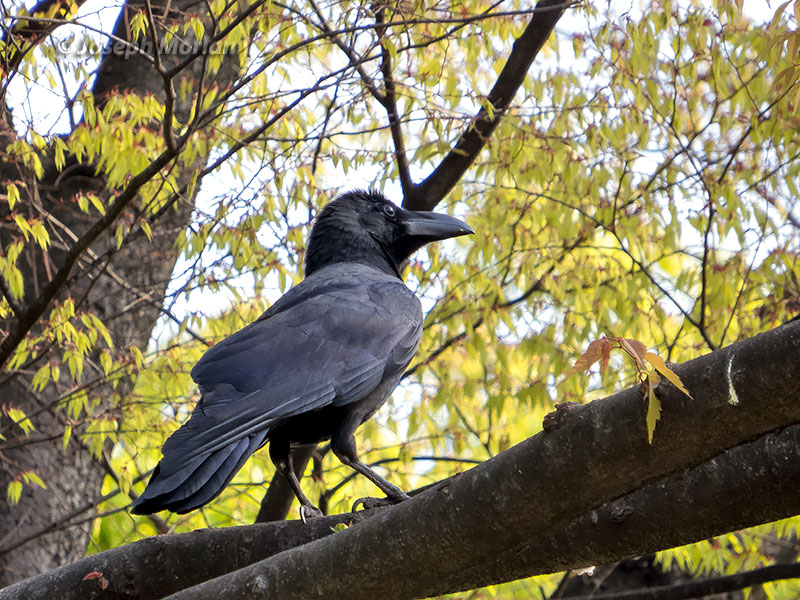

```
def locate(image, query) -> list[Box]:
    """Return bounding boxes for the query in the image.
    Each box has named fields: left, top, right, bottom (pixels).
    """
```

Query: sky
left=2, top=0, right=787, bottom=342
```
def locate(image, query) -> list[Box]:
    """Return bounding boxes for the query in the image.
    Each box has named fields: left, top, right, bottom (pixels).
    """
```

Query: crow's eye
left=382, top=204, right=396, bottom=217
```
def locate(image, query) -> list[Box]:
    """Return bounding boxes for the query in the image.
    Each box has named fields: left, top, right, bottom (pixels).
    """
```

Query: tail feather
left=168, top=432, right=266, bottom=513
left=131, top=432, right=266, bottom=515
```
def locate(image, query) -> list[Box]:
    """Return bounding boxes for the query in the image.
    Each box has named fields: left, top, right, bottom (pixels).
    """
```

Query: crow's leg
left=331, top=427, right=410, bottom=511
left=268, top=437, right=323, bottom=522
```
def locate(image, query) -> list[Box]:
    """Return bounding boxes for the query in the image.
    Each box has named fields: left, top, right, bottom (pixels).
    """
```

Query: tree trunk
left=0, top=0, right=241, bottom=583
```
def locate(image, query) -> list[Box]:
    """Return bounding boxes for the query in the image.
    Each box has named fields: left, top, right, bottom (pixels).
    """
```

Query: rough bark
left=0, top=0, right=242, bottom=583
left=161, top=320, right=800, bottom=599
left=4, top=320, right=799, bottom=599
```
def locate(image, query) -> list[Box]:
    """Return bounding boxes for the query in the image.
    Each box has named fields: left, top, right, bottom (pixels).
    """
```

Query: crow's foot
left=352, top=493, right=410, bottom=512
left=300, top=504, right=324, bottom=523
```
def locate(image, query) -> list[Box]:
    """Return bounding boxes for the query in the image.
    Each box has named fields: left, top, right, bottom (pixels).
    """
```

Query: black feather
left=131, top=191, right=471, bottom=516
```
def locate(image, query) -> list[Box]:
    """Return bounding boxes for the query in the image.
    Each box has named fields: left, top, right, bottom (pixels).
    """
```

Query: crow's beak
left=403, top=209, right=474, bottom=241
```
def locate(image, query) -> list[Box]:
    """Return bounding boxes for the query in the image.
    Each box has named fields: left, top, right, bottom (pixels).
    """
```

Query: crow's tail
left=130, top=432, right=267, bottom=514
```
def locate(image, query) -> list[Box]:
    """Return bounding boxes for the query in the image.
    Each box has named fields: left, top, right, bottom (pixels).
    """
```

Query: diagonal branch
left=5, top=321, right=800, bottom=599
left=163, top=319, right=800, bottom=599
left=0, top=140, right=183, bottom=371
left=404, top=0, right=573, bottom=210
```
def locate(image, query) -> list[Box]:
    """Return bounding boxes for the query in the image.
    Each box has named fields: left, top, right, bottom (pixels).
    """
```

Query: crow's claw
left=300, top=504, right=324, bottom=523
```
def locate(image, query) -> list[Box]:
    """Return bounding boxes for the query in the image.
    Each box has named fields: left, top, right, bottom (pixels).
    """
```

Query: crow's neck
left=305, top=225, right=402, bottom=278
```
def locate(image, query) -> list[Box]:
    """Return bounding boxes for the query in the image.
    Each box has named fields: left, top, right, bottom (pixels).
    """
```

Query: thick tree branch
left=5, top=320, right=800, bottom=599
left=6, top=408, right=800, bottom=599
left=0, top=512, right=371, bottom=600
left=162, top=320, right=800, bottom=598
left=404, top=0, right=572, bottom=211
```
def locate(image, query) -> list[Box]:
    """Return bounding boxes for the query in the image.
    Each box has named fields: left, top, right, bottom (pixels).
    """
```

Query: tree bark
left=161, top=319, right=800, bottom=599
left=4, top=320, right=799, bottom=599
left=0, top=0, right=242, bottom=583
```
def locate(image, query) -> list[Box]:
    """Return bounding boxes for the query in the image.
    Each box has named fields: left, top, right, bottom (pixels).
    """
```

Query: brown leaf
left=618, top=337, right=648, bottom=369
left=600, top=337, right=611, bottom=375
left=564, top=339, right=605, bottom=379
left=83, top=571, right=109, bottom=589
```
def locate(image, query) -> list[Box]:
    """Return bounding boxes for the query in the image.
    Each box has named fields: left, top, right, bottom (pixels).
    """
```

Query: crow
left=131, top=190, right=473, bottom=519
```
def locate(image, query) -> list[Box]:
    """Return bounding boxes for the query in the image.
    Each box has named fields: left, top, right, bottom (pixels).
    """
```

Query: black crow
left=131, top=190, right=472, bottom=518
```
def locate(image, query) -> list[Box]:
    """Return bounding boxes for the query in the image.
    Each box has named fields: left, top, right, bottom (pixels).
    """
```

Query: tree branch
left=164, top=320, right=800, bottom=599
left=0, top=140, right=182, bottom=371
left=374, top=5, right=413, bottom=199
left=307, top=0, right=386, bottom=104
left=6, top=409, right=800, bottom=599
left=559, top=564, right=800, bottom=600
left=404, top=0, right=573, bottom=211
left=143, top=0, right=178, bottom=152
left=5, top=320, right=800, bottom=599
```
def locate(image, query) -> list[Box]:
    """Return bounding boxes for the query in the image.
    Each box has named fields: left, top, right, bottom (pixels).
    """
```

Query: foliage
left=1, top=0, right=800, bottom=596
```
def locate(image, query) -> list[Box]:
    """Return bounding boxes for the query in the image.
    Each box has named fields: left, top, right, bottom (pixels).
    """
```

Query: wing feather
left=153, top=264, right=422, bottom=483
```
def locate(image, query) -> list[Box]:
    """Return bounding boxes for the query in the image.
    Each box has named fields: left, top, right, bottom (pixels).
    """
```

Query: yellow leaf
left=573, top=35, right=584, bottom=57
left=7, top=481, right=22, bottom=504
left=770, top=1, right=791, bottom=30
left=7, top=183, right=19, bottom=210
left=63, top=425, right=72, bottom=450
left=13, top=214, right=30, bottom=240
left=645, top=372, right=662, bottom=444
left=22, top=470, right=46, bottom=489
left=461, top=357, right=484, bottom=380
left=644, top=352, right=693, bottom=399
left=8, top=407, right=35, bottom=435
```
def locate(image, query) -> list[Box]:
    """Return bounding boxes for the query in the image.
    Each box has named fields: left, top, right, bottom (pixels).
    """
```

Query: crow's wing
left=131, top=264, right=421, bottom=513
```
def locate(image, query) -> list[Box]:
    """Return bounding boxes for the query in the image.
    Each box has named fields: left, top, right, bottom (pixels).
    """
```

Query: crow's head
left=305, top=190, right=473, bottom=277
